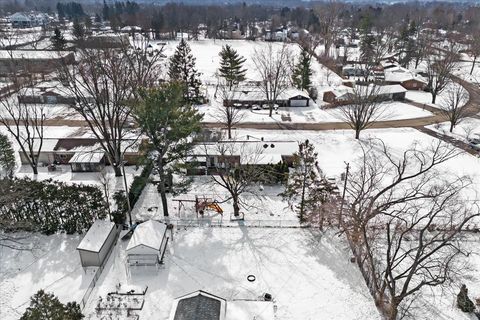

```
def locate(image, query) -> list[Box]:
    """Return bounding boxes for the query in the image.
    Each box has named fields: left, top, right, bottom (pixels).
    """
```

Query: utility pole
left=339, top=162, right=350, bottom=227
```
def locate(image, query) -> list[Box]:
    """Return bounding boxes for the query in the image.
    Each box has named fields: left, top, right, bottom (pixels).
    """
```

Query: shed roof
left=171, top=291, right=226, bottom=320
left=77, top=220, right=115, bottom=253
left=126, top=220, right=167, bottom=252
left=69, top=151, right=104, bottom=164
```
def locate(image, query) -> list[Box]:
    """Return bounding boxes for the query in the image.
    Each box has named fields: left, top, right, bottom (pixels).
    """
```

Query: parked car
left=467, top=134, right=480, bottom=151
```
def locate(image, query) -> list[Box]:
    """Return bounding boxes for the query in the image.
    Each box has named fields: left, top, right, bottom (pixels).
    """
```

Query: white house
left=9, top=12, right=48, bottom=28
left=126, top=220, right=168, bottom=266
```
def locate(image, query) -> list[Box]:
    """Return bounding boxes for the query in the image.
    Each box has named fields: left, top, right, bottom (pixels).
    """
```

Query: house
left=265, top=28, right=288, bottom=41
left=224, top=88, right=310, bottom=108
left=322, top=84, right=406, bottom=104
left=18, top=138, right=143, bottom=170
left=376, top=84, right=407, bottom=101
left=78, top=34, right=129, bottom=49
left=342, top=64, right=367, bottom=77
left=9, top=12, right=48, bottom=28
left=126, top=220, right=168, bottom=266
left=322, top=86, right=354, bottom=104
left=17, top=81, right=76, bottom=105
left=186, top=140, right=297, bottom=175
left=0, top=50, right=75, bottom=75
left=384, top=66, right=427, bottom=90
left=77, top=220, right=117, bottom=268
left=168, top=290, right=275, bottom=320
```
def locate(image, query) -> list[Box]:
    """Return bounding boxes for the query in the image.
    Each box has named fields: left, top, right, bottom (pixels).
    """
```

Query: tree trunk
left=471, top=56, right=477, bottom=75
left=227, top=125, right=232, bottom=139
left=113, top=165, right=122, bottom=177
left=269, top=102, right=273, bottom=117
left=432, top=92, right=437, bottom=104
left=233, top=196, right=240, bottom=216
left=450, top=121, right=455, bottom=133
left=355, top=129, right=360, bottom=139
left=32, top=165, right=38, bottom=175
left=157, top=158, right=169, bottom=217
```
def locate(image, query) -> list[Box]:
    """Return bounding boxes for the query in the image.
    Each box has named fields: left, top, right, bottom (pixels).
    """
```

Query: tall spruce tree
left=133, top=82, right=203, bottom=217
left=72, top=18, right=85, bottom=40
left=51, top=28, right=66, bottom=51
left=292, top=47, right=313, bottom=91
left=218, top=44, right=247, bottom=89
left=0, top=133, right=15, bottom=178
left=168, top=39, right=203, bottom=104
left=280, top=140, right=329, bottom=222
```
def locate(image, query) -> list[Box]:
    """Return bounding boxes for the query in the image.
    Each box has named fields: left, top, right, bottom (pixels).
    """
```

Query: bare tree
left=343, top=140, right=479, bottom=320
left=440, top=84, right=470, bottom=132
left=252, top=43, right=292, bottom=117
left=0, top=88, right=45, bottom=175
left=59, top=40, right=163, bottom=176
left=214, top=79, right=245, bottom=139
left=339, top=85, right=383, bottom=139
left=207, top=141, right=265, bottom=217
left=468, top=31, right=480, bottom=75
left=426, top=48, right=457, bottom=104
left=314, top=0, right=343, bottom=58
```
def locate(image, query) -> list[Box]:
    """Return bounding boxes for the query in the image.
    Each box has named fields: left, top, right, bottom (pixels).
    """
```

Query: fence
left=156, top=217, right=305, bottom=228
left=79, top=226, right=122, bottom=310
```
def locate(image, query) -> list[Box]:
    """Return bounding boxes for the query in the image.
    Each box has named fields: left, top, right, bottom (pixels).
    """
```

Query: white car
left=467, top=134, right=480, bottom=151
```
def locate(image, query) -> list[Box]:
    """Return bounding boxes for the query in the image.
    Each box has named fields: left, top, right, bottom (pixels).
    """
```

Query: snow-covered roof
left=376, top=84, right=407, bottom=95
left=0, top=50, right=72, bottom=60
left=169, top=290, right=226, bottom=320
left=77, top=220, right=115, bottom=253
left=68, top=151, right=104, bottom=164
left=384, top=67, right=427, bottom=84
left=228, top=88, right=309, bottom=101
left=127, top=220, right=167, bottom=252
left=191, top=141, right=298, bottom=165
left=226, top=301, right=275, bottom=320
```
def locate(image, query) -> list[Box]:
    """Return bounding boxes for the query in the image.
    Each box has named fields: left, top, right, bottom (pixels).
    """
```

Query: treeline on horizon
left=1, top=0, right=480, bottom=35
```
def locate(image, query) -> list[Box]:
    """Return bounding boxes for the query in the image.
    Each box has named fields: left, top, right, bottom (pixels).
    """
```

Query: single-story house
left=342, top=64, right=367, bottom=77
left=186, top=140, right=297, bottom=175
left=376, top=84, right=407, bottom=101
left=17, top=81, right=76, bottom=105
left=322, top=86, right=354, bottom=104
left=77, top=220, right=117, bottom=268
left=323, top=84, right=406, bottom=104
left=126, top=220, right=168, bottom=266
left=168, top=290, right=275, bottom=320
left=0, top=50, right=75, bottom=75
left=384, top=66, right=427, bottom=90
left=9, top=12, right=49, bottom=28
left=224, top=88, right=310, bottom=108
left=78, top=34, right=129, bottom=49
left=18, top=138, right=143, bottom=170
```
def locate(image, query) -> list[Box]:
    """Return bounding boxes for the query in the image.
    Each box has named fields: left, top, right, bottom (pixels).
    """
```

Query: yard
left=83, top=227, right=382, bottom=320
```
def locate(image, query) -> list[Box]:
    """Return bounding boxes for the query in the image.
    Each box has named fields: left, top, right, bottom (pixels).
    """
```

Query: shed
left=77, top=220, right=117, bottom=267
left=126, top=220, right=168, bottom=266
left=69, top=151, right=105, bottom=172
left=168, top=290, right=227, bottom=320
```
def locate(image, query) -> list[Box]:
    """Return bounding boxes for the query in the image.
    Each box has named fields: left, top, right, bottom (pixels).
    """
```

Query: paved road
left=414, top=126, right=480, bottom=156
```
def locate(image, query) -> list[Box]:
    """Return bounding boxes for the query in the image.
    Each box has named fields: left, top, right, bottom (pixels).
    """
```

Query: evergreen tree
left=0, top=133, right=15, bottom=178
left=168, top=39, right=203, bottom=104
left=133, top=82, right=203, bottom=217
left=218, top=44, right=247, bottom=89
left=51, top=27, right=66, bottom=51
left=457, top=284, right=476, bottom=313
left=280, top=140, right=330, bottom=222
left=102, top=0, right=110, bottom=21
left=72, top=18, right=85, bottom=40
left=292, top=47, right=313, bottom=91
left=21, top=290, right=83, bottom=320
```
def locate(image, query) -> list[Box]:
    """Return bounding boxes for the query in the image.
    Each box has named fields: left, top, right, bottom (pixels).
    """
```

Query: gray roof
left=174, top=293, right=222, bottom=320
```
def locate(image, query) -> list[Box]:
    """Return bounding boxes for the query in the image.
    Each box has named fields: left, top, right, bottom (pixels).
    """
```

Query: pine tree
left=292, top=47, right=313, bottom=91
left=51, top=27, right=66, bottom=51
left=0, top=133, right=15, bottom=178
left=280, top=140, right=330, bottom=222
left=72, top=19, right=85, bottom=40
left=133, top=82, right=203, bottom=217
left=457, top=284, right=475, bottom=313
left=21, top=290, right=83, bottom=320
left=168, top=39, right=203, bottom=104
left=218, top=44, right=247, bottom=89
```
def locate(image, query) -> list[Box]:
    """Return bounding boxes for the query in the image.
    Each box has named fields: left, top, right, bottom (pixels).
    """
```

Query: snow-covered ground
left=0, top=233, right=95, bottom=320
left=427, top=117, right=480, bottom=142
left=453, top=56, right=480, bottom=85
left=199, top=99, right=433, bottom=124
left=405, top=82, right=469, bottom=110
left=82, top=228, right=381, bottom=320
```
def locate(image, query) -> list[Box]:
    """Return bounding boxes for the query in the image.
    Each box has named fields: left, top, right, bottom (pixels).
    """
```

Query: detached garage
left=126, top=220, right=168, bottom=266
left=77, top=220, right=117, bottom=268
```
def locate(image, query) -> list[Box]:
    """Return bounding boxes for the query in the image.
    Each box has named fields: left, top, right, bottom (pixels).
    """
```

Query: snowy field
left=82, top=228, right=381, bottom=320
left=0, top=233, right=95, bottom=320
left=453, top=56, right=480, bottom=85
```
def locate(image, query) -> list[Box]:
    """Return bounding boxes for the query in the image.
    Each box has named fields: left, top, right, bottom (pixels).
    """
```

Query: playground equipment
left=173, top=195, right=224, bottom=217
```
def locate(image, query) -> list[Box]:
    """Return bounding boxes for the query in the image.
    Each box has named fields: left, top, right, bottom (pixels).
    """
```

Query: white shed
left=126, top=220, right=168, bottom=266
left=77, top=220, right=117, bottom=267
